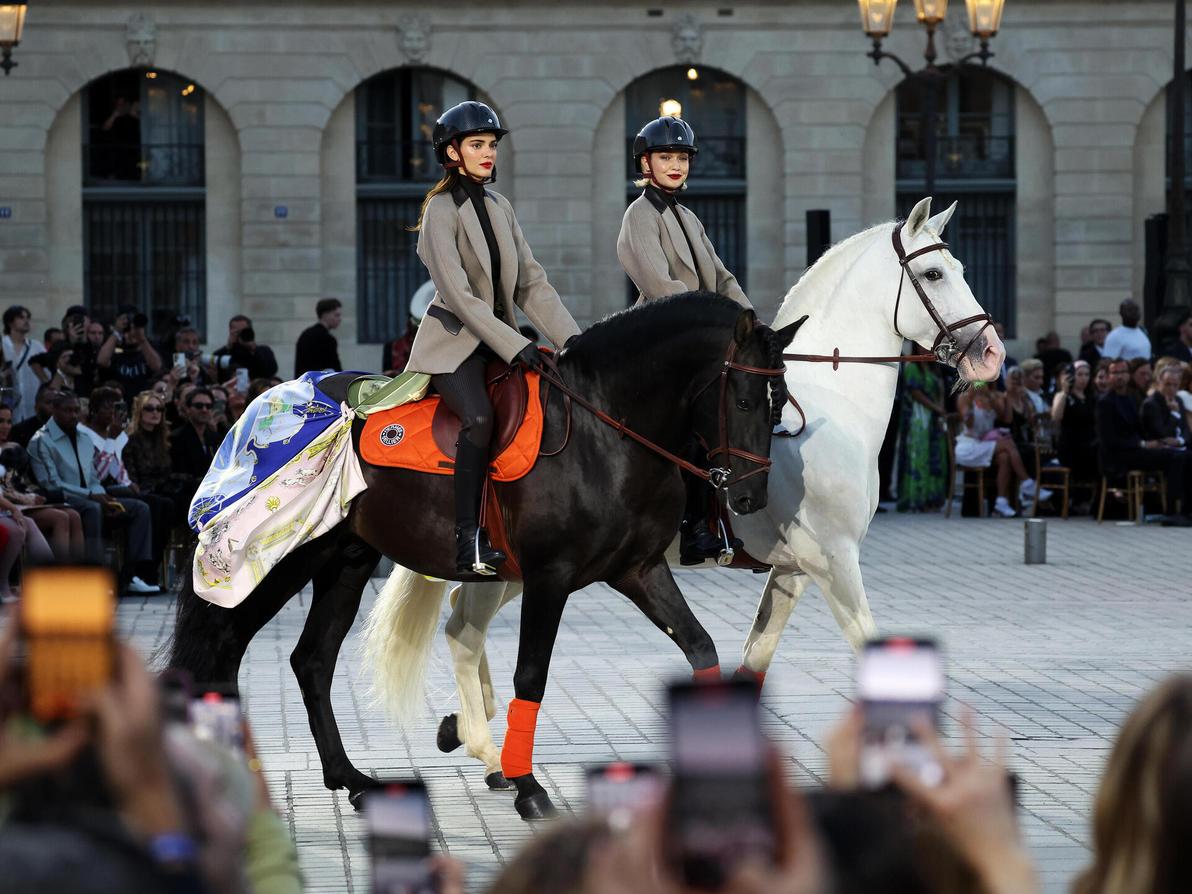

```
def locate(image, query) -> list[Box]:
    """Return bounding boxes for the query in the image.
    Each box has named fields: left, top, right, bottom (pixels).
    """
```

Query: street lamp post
left=0, top=2, right=28, bottom=76
left=858, top=0, right=1006, bottom=196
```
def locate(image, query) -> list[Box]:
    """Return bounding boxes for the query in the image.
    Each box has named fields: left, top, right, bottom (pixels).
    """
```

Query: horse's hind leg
left=810, top=541, right=878, bottom=652
left=610, top=560, right=719, bottom=676
left=440, top=580, right=521, bottom=790
left=737, top=567, right=811, bottom=685
left=290, top=538, right=381, bottom=808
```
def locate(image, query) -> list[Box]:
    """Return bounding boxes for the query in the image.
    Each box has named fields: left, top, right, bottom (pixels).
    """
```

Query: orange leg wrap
left=501, top=698, right=541, bottom=779
left=735, top=666, right=766, bottom=688
left=692, top=665, right=722, bottom=683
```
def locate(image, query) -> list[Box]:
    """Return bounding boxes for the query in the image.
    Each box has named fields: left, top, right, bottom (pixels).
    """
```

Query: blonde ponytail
left=409, top=171, right=459, bottom=232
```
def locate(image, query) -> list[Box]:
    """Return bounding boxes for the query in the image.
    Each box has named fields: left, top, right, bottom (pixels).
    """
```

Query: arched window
left=82, top=68, right=206, bottom=335
left=624, top=66, right=747, bottom=301
left=355, top=68, right=474, bottom=344
left=896, top=69, right=1016, bottom=333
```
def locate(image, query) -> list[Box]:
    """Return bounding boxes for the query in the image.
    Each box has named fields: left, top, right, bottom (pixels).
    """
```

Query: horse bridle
left=891, top=223, right=992, bottom=367
left=690, top=339, right=788, bottom=489
left=536, top=338, right=785, bottom=492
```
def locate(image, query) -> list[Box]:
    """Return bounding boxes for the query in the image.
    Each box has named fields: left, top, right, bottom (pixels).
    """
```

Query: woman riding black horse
left=409, top=100, right=580, bottom=575
left=617, top=116, right=751, bottom=565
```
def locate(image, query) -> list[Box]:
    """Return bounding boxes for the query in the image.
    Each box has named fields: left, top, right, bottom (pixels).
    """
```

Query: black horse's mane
left=562, top=291, right=742, bottom=366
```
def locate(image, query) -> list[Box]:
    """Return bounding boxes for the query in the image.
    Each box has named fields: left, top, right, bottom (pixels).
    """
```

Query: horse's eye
left=736, top=399, right=751, bottom=412
left=924, top=268, right=943, bottom=282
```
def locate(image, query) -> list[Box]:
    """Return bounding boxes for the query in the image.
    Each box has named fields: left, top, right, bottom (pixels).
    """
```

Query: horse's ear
left=734, top=308, right=758, bottom=346
left=902, top=196, right=933, bottom=241
left=771, top=314, right=808, bottom=351
left=926, top=200, right=957, bottom=236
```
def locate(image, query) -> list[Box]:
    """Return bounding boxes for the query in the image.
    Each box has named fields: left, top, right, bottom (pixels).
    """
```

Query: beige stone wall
left=2, top=1, right=1188, bottom=368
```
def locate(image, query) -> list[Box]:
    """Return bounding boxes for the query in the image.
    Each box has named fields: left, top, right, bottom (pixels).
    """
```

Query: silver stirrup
left=716, top=518, right=735, bottom=567
left=473, top=531, right=497, bottom=576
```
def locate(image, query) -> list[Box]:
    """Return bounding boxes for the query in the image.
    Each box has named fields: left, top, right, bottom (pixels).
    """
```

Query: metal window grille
left=357, top=197, right=423, bottom=344
left=83, top=199, right=207, bottom=336
left=897, top=191, right=1016, bottom=337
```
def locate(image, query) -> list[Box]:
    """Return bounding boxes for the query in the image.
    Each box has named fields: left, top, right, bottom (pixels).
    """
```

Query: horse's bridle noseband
left=891, top=224, right=992, bottom=367
left=691, top=340, right=787, bottom=489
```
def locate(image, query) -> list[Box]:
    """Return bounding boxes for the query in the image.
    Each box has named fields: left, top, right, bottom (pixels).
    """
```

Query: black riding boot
left=679, top=471, right=733, bottom=565
left=453, top=440, right=507, bottom=575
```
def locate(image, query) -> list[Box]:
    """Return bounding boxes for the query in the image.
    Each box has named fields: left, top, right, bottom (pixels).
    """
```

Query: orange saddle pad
left=359, top=370, right=545, bottom=482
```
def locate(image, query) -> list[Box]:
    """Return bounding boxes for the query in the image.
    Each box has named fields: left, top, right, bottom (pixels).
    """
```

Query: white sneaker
left=1037, top=486, right=1053, bottom=502
left=1019, top=478, right=1038, bottom=497
left=993, top=497, right=1017, bottom=518
left=126, top=576, right=161, bottom=595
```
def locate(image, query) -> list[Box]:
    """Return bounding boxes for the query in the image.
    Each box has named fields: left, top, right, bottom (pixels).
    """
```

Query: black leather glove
left=515, top=344, right=542, bottom=369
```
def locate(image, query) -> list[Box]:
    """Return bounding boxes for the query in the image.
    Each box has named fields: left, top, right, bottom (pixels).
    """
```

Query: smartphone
left=190, top=684, right=245, bottom=755
left=235, top=367, right=250, bottom=392
left=585, top=761, right=664, bottom=829
left=19, top=566, right=116, bottom=722
left=665, top=679, right=777, bottom=890
left=857, top=636, right=945, bottom=790
left=173, top=352, right=187, bottom=372
left=366, top=781, right=436, bottom=894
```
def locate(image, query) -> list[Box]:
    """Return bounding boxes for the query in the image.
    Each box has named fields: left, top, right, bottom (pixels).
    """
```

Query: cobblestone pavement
left=121, top=513, right=1192, bottom=893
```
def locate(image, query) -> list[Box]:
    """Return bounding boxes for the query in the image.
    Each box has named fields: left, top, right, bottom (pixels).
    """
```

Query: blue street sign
left=274, top=205, right=288, bottom=219
left=0, top=208, right=11, bottom=219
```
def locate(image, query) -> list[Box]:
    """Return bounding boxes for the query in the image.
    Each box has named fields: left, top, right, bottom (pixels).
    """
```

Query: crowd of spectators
left=884, top=299, right=1192, bottom=523
left=0, top=304, right=284, bottom=599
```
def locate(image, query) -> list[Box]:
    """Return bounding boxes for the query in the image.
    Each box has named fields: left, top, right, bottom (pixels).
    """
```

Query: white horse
left=364, top=197, right=1006, bottom=786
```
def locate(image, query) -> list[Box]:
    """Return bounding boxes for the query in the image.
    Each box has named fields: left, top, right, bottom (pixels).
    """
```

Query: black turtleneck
left=644, top=184, right=704, bottom=290
left=456, top=177, right=505, bottom=322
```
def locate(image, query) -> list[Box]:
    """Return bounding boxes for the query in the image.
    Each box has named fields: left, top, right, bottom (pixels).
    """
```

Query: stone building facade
left=0, top=1, right=1187, bottom=372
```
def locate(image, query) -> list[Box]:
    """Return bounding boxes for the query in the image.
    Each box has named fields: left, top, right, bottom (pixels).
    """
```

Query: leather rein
left=535, top=339, right=785, bottom=491
left=777, top=223, right=993, bottom=438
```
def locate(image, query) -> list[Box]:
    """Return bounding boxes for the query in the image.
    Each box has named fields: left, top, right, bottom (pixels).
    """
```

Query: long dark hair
left=409, top=170, right=459, bottom=232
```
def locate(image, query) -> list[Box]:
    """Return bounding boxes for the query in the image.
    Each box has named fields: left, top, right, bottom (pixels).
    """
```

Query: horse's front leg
left=290, top=540, right=381, bottom=810
left=814, top=541, right=878, bottom=652
left=440, top=580, right=521, bottom=790
left=502, top=572, right=570, bottom=821
left=610, top=559, right=720, bottom=679
left=737, top=566, right=811, bottom=685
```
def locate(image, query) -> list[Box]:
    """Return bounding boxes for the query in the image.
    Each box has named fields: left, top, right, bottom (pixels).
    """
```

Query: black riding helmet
left=632, top=116, right=699, bottom=168
left=433, top=101, right=509, bottom=166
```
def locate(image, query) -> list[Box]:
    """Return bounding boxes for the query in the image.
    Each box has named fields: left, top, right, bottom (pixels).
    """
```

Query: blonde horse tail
left=364, top=564, right=448, bottom=722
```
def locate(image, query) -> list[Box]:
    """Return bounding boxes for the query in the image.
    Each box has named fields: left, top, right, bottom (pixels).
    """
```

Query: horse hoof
left=515, top=791, right=557, bottom=821
left=437, top=714, right=463, bottom=753
left=347, top=788, right=369, bottom=812
left=485, top=771, right=513, bottom=791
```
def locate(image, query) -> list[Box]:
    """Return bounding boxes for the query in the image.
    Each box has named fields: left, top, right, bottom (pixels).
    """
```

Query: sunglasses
left=143, top=405, right=164, bottom=413
left=190, top=402, right=213, bottom=410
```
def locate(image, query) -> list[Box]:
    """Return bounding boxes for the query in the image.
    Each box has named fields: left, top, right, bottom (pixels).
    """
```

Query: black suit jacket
left=170, top=424, right=220, bottom=479
left=1095, top=391, right=1145, bottom=471
left=294, top=324, right=341, bottom=378
left=1140, top=391, right=1191, bottom=443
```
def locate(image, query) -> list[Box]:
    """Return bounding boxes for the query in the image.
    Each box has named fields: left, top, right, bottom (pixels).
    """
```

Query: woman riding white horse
left=366, top=196, right=1006, bottom=785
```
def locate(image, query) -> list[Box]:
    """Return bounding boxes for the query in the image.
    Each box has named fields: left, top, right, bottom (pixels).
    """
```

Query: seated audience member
left=1141, top=366, right=1190, bottom=448
left=1052, top=359, right=1099, bottom=482
left=954, top=385, right=1045, bottom=518
left=97, top=306, right=163, bottom=401
left=1095, top=358, right=1192, bottom=525
left=1158, top=309, right=1192, bottom=363
left=171, top=387, right=220, bottom=485
left=9, top=383, right=56, bottom=448
left=78, top=385, right=130, bottom=488
left=168, top=381, right=197, bottom=429
left=991, top=321, right=1018, bottom=391
left=26, top=390, right=160, bottom=592
left=125, top=391, right=191, bottom=526
left=212, top=314, right=279, bottom=381
left=1180, top=364, right=1192, bottom=430
left=1127, top=358, right=1152, bottom=408
left=0, top=404, right=84, bottom=562
left=1102, top=298, right=1152, bottom=360
left=1072, top=675, right=1192, bottom=894
left=0, top=488, right=54, bottom=602
left=1093, top=358, right=1113, bottom=397
left=1079, top=318, right=1112, bottom=366
left=896, top=354, right=947, bottom=513
left=1019, top=358, right=1049, bottom=414
left=1002, top=366, right=1039, bottom=459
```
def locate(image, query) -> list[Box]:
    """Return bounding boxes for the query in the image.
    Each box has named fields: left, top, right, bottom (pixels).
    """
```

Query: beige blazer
left=617, top=189, right=750, bottom=308
left=406, top=184, right=581, bottom=376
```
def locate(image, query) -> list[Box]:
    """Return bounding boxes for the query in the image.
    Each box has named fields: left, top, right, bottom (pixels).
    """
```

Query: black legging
left=431, top=352, right=494, bottom=451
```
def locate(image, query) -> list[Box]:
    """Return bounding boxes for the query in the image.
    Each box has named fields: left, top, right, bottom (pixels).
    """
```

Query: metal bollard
left=1024, top=518, right=1047, bottom=565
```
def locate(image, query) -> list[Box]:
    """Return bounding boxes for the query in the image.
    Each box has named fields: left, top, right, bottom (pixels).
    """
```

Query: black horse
left=170, top=293, right=802, bottom=819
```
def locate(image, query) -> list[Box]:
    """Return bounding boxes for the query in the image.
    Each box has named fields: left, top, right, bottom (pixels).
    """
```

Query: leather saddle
left=431, top=359, right=529, bottom=459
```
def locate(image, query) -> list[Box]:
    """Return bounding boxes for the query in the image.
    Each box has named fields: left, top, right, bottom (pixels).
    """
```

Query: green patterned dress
left=896, top=362, right=947, bottom=512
